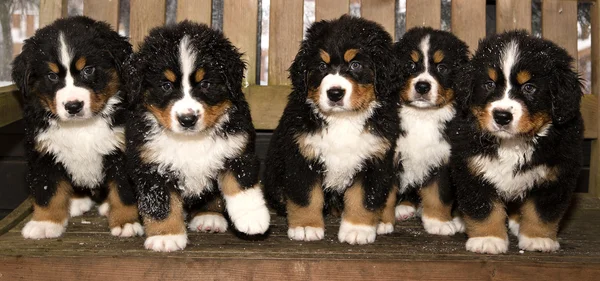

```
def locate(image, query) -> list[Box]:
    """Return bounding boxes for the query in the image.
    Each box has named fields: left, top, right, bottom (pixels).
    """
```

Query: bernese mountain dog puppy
left=126, top=21, right=270, bottom=252
left=451, top=31, right=583, bottom=254
left=264, top=15, right=400, bottom=245
left=392, top=28, right=469, bottom=235
left=12, top=16, right=141, bottom=239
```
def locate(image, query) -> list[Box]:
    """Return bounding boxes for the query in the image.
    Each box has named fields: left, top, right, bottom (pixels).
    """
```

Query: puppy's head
left=463, top=31, right=581, bottom=139
left=289, top=15, right=396, bottom=116
left=395, top=27, right=469, bottom=109
left=12, top=16, right=132, bottom=121
left=129, top=21, right=245, bottom=134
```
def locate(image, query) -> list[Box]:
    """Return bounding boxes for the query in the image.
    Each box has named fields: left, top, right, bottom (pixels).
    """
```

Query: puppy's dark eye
left=82, top=66, right=95, bottom=77
left=407, top=61, right=416, bottom=72
left=349, top=61, right=362, bottom=71
left=161, top=82, right=173, bottom=92
left=199, top=81, right=211, bottom=90
left=437, top=64, right=449, bottom=75
left=484, top=81, right=496, bottom=92
left=522, top=83, right=536, bottom=94
left=47, top=73, right=59, bottom=82
left=318, top=62, right=327, bottom=71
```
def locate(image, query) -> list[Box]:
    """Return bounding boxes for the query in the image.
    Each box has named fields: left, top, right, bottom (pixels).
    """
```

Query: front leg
left=105, top=152, right=143, bottom=237
left=142, top=192, right=187, bottom=252
left=339, top=180, right=380, bottom=245
left=286, top=180, right=325, bottom=241
left=462, top=200, right=508, bottom=254
left=419, top=168, right=464, bottom=235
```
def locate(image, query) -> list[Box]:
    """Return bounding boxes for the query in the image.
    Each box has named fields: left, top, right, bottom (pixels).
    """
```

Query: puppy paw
left=338, top=220, right=376, bottom=245
left=22, top=220, right=66, bottom=239
left=508, top=219, right=520, bottom=236
left=69, top=197, right=94, bottom=217
left=376, top=222, right=394, bottom=235
left=225, top=188, right=270, bottom=235
left=452, top=217, right=466, bottom=233
left=97, top=202, right=110, bottom=217
left=288, top=226, right=325, bottom=241
left=466, top=236, right=508, bottom=254
left=144, top=234, right=187, bottom=252
left=422, top=215, right=461, bottom=235
left=518, top=235, right=560, bottom=252
left=395, top=205, right=416, bottom=221
left=188, top=214, right=228, bottom=233
left=111, top=222, right=144, bottom=237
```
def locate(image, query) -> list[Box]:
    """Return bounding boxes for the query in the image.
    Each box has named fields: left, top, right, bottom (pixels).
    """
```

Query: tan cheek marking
left=419, top=179, right=453, bottom=222
left=400, top=77, right=414, bottom=102
left=143, top=192, right=186, bottom=236
left=348, top=80, right=376, bottom=111
left=518, top=199, right=560, bottom=240
left=32, top=180, right=71, bottom=224
left=463, top=201, right=507, bottom=239
left=488, top=68, right=497, bottom=82
left=48, top=62, right=59, bottom=73
left=435, top=87, right=455, bottom=106
left=516, top=70, right=531, bottom=85
left=344, top=49, right=359, bottom=62
left=410, top=51, right=420, bottom=62
left=433, top=50, right=444, bottom=64
left=471, top=104, right=494, bottom=132
left=75, top=57, right=86, bottom=71
left=164, top=69, right=176, bottom=83
left=307, top=87, right=320, bottom=105
left=107, top=181, right=140, bottom=229
left=202, top=100, right=232, bottom=128
left=91, top=70, right=120, bottom=114
left=517, top=109, right=552, bottom=137
left=146, top=103, right=173, bottom=131
left=286, top=180, right=325, bottom=228
left=319, top=49, right=330, bottom=64
left=343, top=180, right=379, bottom=226
left=195, top=68, right=205, bottom=83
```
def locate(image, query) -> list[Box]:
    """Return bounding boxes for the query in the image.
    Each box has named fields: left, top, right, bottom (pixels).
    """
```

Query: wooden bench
left=0, top=0, right=599, bottom=280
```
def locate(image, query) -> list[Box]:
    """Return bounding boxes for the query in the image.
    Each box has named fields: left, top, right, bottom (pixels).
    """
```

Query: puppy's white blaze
left=318, top=73, right=354, bottom=112
left=419, top=35, right=431, bottom=72
left=501, top=40, right=519, bottom=100
left=179, top=35, right=197, bottom=99
left=56, top=33, right=92, bottom=120
left=224, top=186, right=270, bottom=235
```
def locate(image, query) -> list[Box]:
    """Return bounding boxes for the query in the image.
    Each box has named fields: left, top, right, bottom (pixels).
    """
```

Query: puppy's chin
left=405, top=99, right=436, bottom=109
left=56, top=111, right=94, bottom=122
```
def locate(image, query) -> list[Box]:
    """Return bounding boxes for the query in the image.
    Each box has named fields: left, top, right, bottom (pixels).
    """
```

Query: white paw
left=22, top=220, right=66, bottom=239
left=518, top=235, right=560, bottom=252
left=466, top=236, right=508, bottom=254
left=422, top=215, right=461, bottom=235
left=376, top=222, right=394, bottom=234
left=98, top=202, right=110, bottom=217
left=288, top=226, right=325, bottom=241
left=508, top=219, right=520, bottom=236
left=395, top=205, right=416, bottom=221
left=188, top=214, right=229, bottom=233
left=144, top=234, right=188, bottom=252
left=111, top=222, right=144, bottom=237
left=69, top=197, right=94, bottom=217
left=338, top=220, right=377, bottom=245
left=225, top=188, right=270, bottom=235
left=452, top=217, right=466, bottom=233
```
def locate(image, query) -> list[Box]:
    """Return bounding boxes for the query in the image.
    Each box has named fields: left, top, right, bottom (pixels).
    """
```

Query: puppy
left=450, top=31, right=583, bottom=254
left=393, top=27, right=469, bottom=235
left=264, top=15, right=400, bottom=245
left=127, top=21, right=270, bottom=252
left=12, top=16, right=142, bottom=239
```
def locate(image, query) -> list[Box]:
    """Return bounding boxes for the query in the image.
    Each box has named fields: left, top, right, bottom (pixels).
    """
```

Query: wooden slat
left=268, top=0, right=303, bottom=85
left=244, top=85, right=289, bottom=130
left=541, top=0, right=578, bottom=59
left=129, top=0, right=166, bottom=49
left=223, top=0, right=258, bottom=86
left=583, top=95, right=598, bottom=139
left=83, top=0, right=120, bottom=28
left=315, top=0, right=349, bottom=21
left=590, top=1, right=600, bottom=197
left=361, top=0, right=395, bottom=40
left=406, top=0, right=441, bottom=29
left=0, top=86, right=23, bottom=128
left=451, top=0, right=486, bottom=51
left=496, top=0, right=532, bottom=33
left=176, top=0, right=212, bottom=25
left=0, top=198, right=31, bottom=236
left=39, top=0, right=67, bottom=28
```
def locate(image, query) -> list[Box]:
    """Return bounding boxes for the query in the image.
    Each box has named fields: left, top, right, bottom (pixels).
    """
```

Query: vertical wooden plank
left=83, top=0, right=120, bottom=28
left=268, top=0, right=303, bottom=85
left=361, top=0, right=396, bottom=40
left=406, top=0, right=441, bottom=29
left=590, top=1, right=600, bottom=197
left=129, top=0, right=166, bottom=49
left=223, top=0, right=258, bottom=85
left=177, top=0, right=212, bottom=25
left=496, top=0, right=532, bottom=33
left=39, top=0, right=67, bottom=28
left=451, top=0, right=485, bottom=51
left=541, top=0, right=577, bottom=59
left=315, top=0, right=349, bottom=21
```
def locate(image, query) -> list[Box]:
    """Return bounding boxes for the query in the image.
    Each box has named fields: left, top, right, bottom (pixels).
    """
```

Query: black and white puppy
left=127, top=21, right=270, bottom=252
left=264, top=16, right=400, bottom=245
left=12, top=16, right=141, bottom=239
left=393, top=27, right=469, bottom=235
left=450, top=31, right=583, bottom=254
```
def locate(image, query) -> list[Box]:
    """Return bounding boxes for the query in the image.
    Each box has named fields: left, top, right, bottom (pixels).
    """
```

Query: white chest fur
left=469, top=139, right=554, bottom=201
left=396, top=105, right=455, bottom=193
left=36, top=117, right=123, bottom=188
left=143, top=126, right=248, bottom=198
left=301, top=112, right=386, bottom=191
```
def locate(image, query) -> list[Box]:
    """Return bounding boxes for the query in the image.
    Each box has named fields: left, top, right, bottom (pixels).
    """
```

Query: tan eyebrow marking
left=488, top=68, right=497, bottom=82
left=164, top=69, right=176, bottom=82
left=48, top=62, right=59, bottom=73
left=75, top=57, right=86, bottom=71
left=319, top=49, right=330, bottom=64
left=344, top=49, right=359, bottom=62
left=433, top=50, right=444, bottom=63
left=410, top=50, right=420, bottom=62
left=516, top=70, right=531, bottom=84
left=195, top=68, right=205, bottom=83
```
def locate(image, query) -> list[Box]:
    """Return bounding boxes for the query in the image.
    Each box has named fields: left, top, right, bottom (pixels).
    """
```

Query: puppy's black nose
left=493, top=110, right=513, bottom=126
left=65, top=101, right=84, bottom=115
left=415, top=82, right=431, bottom=94
left=327, top=88, right=345, bottom=102
left=177, top=114, right=198, bottom=128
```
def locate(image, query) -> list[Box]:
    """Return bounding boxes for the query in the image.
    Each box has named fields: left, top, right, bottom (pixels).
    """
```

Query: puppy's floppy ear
left=550, top=64, right=583, bottom=125
left=454, top=62, right=475, bottom=114
left=11, top=52, right=30, bottom=98
left=222, top=46, right=246, bottom=99
left=288, top=20, right=329, bottom=98
left=123, top=53, right=143, bottom=109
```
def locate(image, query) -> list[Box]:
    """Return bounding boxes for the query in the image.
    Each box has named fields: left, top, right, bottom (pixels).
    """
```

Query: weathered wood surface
left=83, top=0, right=120, bottom=28
left=406, top=0, right=441, bottom=29
left=0, top=196, right=599, bottom=280
left=496, top=0, right=532, bottom=33
left=361, top=0, right=396, bottom=41
left=451, top=0, right=486, bottom=51
left=176, top=0, right=212, bottom=25
left=268, top=0, right=304, bottom=85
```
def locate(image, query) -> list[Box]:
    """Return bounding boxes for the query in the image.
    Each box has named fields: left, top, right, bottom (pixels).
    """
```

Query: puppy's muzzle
left=327, top=87, right=345, bottom=104
left=493, top=110, right=513, bottom=126
left=64, top=100, right=84, bottom=115
left=414, top=81, right=431, bottom=95
left=177, top=113, right=199, bottom=128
